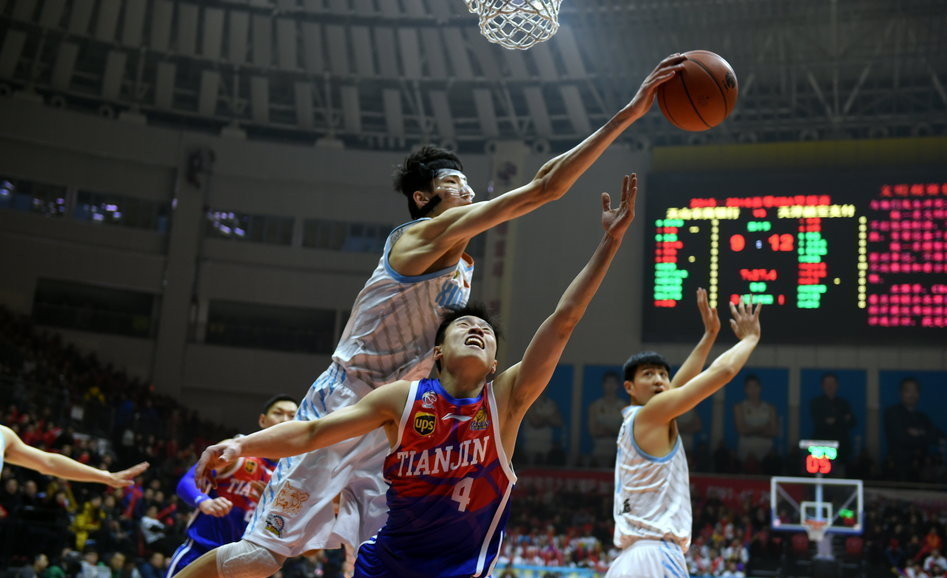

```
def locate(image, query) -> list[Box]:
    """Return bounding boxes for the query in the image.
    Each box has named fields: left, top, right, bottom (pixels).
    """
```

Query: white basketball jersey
left=613, top=405, right=692, bottom=552
left=332, top=218, right=474, bottom=388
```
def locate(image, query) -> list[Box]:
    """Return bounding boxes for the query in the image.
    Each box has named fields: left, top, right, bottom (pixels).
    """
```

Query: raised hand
left=105, top=461, right=149, bottom=488
left=729, top=297, right=762, bottom=341
left=601, top=173, right=638, bottom=240
left=195, top=439, right=243, bottom=487
left=696, top=288, right=721, bottom=336
left=625, top=54, right=688, bottom=119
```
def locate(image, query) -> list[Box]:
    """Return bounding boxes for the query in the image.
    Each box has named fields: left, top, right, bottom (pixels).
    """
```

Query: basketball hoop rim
left=803, top=518, right=829, bottom=542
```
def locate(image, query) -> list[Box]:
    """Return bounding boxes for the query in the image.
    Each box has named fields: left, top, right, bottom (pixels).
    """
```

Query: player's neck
left=438, top=371, right=488, bottom=400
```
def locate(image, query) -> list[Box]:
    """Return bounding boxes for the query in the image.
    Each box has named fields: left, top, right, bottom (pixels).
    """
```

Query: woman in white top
left=733, top=375, right=779, bottom=462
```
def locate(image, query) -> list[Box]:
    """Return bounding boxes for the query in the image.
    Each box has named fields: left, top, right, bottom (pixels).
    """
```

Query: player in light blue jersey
left=193, top=173, right=638, bottom=578
left=608, top=292, right=761, bottom=578
left=177, top=53, right=686, bottom=578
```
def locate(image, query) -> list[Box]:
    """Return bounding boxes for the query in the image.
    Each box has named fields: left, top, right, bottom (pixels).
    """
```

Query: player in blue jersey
left=0, top=424, right=148, bottom=484
left=194, top=174, right=638, bottom=577
left=176, top=53, right=685, bottom=578
left=166, top=395, right=298, bottom=576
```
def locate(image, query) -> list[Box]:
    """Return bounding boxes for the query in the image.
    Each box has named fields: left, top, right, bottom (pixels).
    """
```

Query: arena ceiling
left=0, top=0, right=944, bottom=152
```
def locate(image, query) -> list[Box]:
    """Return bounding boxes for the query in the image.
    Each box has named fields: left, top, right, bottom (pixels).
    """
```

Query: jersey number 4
left=451, top=478, right=474, bottom=512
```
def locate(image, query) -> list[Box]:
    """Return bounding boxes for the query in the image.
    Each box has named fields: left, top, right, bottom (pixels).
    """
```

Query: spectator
left=105, top=553, right=125, bottom=578
left=71, top=496, right=106, bottom=551
left=884, top=377, right=947, bottom=480
left=810, top=372, right=857, bottom=463
left=139, top=505, right=168, bottom=554
left=520, top=393, right=564, bottom=465
left=586, top=372, right=625, bottom=467
left=77, top=548, right=109, bottom=578
left=14, top=554, right=49, bottom=578
left=925, top=549, right=947, bottom=575
left=136, top=553, right=164, bottom=578
left=720, top=560, right=746, bottom=577
left=733, top=374, right=779, bottom=463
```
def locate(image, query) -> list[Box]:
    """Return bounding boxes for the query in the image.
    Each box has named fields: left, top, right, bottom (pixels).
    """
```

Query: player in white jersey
left=177, top=54, right=687, bottom=578
left=608, top=291, right=761, bottom=578
left=0, top=424, right=148, bottom=486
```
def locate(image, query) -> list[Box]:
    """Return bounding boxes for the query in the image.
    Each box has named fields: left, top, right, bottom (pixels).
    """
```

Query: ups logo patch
left=413, top=412, right=436, bottom=436
left=244, top=460, right=257, bottom=474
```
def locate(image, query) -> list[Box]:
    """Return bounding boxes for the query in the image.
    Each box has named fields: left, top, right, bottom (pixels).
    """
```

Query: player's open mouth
left=465, top=335, right=485, bottom=349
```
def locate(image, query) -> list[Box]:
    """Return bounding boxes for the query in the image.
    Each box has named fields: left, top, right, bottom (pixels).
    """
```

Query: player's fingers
left=222, top=447, right=239, bottom=464
left=730, top=319, right=738, bottom=332
left=601, top=192, right=611, bottom=213
left=659, top=53, right=686, bottom=66
left=125, top=462, right=149, bottom=478
left=195, top=456, right=211, bottom=483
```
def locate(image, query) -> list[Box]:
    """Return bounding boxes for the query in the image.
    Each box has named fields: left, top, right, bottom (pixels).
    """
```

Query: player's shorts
left=167, top=538, right=209, bottom=576
left=243, top=363, right=390, bottom=557
left=606, top=539, right=689, bottom=578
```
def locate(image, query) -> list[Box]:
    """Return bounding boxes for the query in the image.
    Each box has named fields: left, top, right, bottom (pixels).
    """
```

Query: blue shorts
left=166, top=538, right=210, bottom=577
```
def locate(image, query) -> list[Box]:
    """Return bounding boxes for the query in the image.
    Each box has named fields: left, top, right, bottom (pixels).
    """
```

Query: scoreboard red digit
left=645, top=173, right=947, bottom=343
left=800, top=440, right=838, bottom=476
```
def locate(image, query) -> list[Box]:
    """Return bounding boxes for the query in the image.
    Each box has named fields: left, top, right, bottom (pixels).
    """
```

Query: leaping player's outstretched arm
left=194, top=382, right=411, bottom=482
left=392, top=55, right=685, bottom=274
left=493, top=174, right=637, bottom=430
left=1, top=425, right=148, bottom=487
left=669, top=288, right=721, bottom=389
left=638, top=300, right=762, bottom=429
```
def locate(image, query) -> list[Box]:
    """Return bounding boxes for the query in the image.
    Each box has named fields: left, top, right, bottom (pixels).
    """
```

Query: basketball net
left=464, top=0, right=562, bottom=50
left=803, top=518, right=828, bottom=542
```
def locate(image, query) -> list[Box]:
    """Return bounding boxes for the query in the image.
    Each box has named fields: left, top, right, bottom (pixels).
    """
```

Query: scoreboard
left=644, top=171, right=947, bottom=343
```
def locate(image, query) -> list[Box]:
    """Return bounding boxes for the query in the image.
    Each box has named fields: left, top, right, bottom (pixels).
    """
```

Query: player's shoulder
left=371, top=380, right=415, bottom=410
left=0, top=424, right=16, bottom=445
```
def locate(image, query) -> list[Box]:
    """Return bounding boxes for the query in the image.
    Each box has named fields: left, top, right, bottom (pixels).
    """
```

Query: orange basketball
left=658, top=50, right=738, bottom=132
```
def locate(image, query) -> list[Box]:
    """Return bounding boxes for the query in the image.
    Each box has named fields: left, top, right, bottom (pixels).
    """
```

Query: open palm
left=602, top=173, right=637, bottom=240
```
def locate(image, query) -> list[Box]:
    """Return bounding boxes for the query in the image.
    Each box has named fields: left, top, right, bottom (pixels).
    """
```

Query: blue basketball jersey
left=354, top=379, right=517, bottom=578
left=183, top=457, right=276, bottom=548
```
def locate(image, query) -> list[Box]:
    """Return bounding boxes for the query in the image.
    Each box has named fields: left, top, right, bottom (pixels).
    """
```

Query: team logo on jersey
left=244, top=460, right=257, bottom=474
left=272, top=485, right=310, bottom=516
left=470, top=408, right=489, bottom=431
left=413, top=412, right=436, bottom=436
left=421, top=391, right=438, bottom=408
left=264, top=513, right=285, bottom=537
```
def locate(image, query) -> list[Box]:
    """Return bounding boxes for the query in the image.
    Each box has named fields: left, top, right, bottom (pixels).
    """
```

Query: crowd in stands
left=862, top=496, right=947, bottom=577
left=0, top=307, right=347, bottom=577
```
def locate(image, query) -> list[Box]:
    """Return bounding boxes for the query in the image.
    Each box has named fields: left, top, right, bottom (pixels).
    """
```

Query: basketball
left=658, top=50, right=739, bottom=132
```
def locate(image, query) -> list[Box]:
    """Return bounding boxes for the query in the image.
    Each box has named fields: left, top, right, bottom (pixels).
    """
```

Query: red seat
left=845, top=535, right=864, bottom=557
left=791, top=532, right=811, bottom=557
